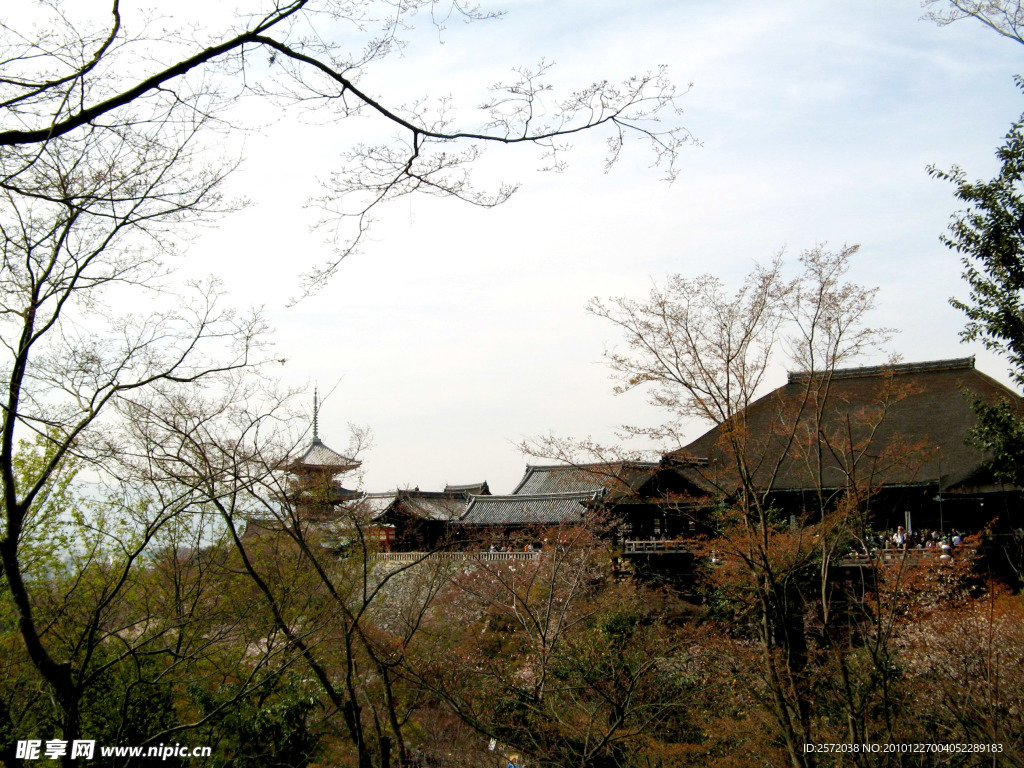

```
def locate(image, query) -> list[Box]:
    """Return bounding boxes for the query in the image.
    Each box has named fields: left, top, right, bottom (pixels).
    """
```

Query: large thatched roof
left=667, top=358, right=1021, bottom=495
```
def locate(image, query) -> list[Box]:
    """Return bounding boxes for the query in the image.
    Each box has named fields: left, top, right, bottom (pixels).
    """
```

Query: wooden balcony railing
left=837, top=545, right=974, bottom=567
left=623, top=539, right=694, bottom=555
left=372, top=550, right=541, bottom=562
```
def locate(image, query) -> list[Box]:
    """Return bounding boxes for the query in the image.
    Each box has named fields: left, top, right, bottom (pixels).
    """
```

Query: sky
left=178, top=0, right=1024, bottom=494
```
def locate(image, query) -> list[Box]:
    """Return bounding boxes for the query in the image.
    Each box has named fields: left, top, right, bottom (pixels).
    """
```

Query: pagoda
left=289, top=389, right=361, bottom=520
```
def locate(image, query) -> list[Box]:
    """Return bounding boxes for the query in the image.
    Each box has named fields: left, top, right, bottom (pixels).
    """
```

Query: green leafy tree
left=931, top=100, right=1024, bottom=486
left=0, top=435, right=78, bottom=762
left=933, top=103, right=1024, bottom=385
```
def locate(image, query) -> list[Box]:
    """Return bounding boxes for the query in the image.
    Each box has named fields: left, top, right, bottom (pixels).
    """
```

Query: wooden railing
left=373, top=550, right=541, bottom=563
left=623, top=539, right=693, bottom=554
left=837, top=545, right=973, bottom=567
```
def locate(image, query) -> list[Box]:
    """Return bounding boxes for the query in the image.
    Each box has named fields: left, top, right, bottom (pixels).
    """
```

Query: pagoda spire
left=313, top=386, right=320, bottom=441
left=290, top=385, right=360, bottom=476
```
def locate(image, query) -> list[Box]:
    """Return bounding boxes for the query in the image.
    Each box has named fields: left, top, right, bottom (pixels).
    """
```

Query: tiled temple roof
left=292, top=437, right=360, bottom=475
left=444, top=481, right=490, bottom=496
left=362, top=490, right=468, bottom=522
left=511, top=462, right=659, bottom=496
left=459, top=491, right=599, bottom=526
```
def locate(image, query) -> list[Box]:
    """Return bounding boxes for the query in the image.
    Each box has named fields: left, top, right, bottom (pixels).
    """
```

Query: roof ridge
left=471, top=490, right=600, bottom=501
left=523, top=461, right=658, bottom=470
left=787, top=356, right=975, bottom=384
left=364, top=489, right=468, bottom=499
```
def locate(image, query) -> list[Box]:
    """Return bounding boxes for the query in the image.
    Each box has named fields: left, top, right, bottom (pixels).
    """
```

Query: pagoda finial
left=313, top=386, right=320, bottom=441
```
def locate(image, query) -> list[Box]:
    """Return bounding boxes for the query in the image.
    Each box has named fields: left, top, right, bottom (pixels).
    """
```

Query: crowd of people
left=870, top=526, right=965, bottom=557
left=488, top=542, right=540, bottom=553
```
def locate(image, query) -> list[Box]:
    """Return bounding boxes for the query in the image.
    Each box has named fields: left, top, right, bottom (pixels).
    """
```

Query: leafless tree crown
left=2, top=0, right=693, bottom=297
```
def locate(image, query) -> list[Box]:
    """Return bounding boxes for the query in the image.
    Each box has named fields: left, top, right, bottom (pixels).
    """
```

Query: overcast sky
left=184, top=0, right=1024, bottom=493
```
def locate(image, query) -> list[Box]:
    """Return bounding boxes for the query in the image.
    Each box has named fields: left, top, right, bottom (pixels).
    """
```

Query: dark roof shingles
left=294, top=438, right=360, bottom=472
left=459, top=492, right=598, bottom=526
left=511, top=463, right=658, bottom=496
left=673, top=357, right=1022, bottom=493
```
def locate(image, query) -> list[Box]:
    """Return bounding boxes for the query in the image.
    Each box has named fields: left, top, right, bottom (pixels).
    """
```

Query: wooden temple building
left=362, top=484, right=489, bottom=552
left=279, top=358, right=1022, bottom=561
left=667, top=357, right=1024, bottom=535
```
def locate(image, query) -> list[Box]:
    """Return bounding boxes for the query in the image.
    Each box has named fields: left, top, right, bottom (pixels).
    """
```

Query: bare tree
left=0, top=88, right=272, bottom=758
left=923, top=0, right=1024, bottom=46
left=0, top=2, right=691, bottom=759
left=588, top=245, right=891, bottom=502
left=588, top=254, right=786, bottom=439
left=589, top=245, right=894, bottom=768
left=2, top=0, right=691, bottom=297
left=125, top=382, right=698, bottom=768
left=118, top=380, right=472, bottom=767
